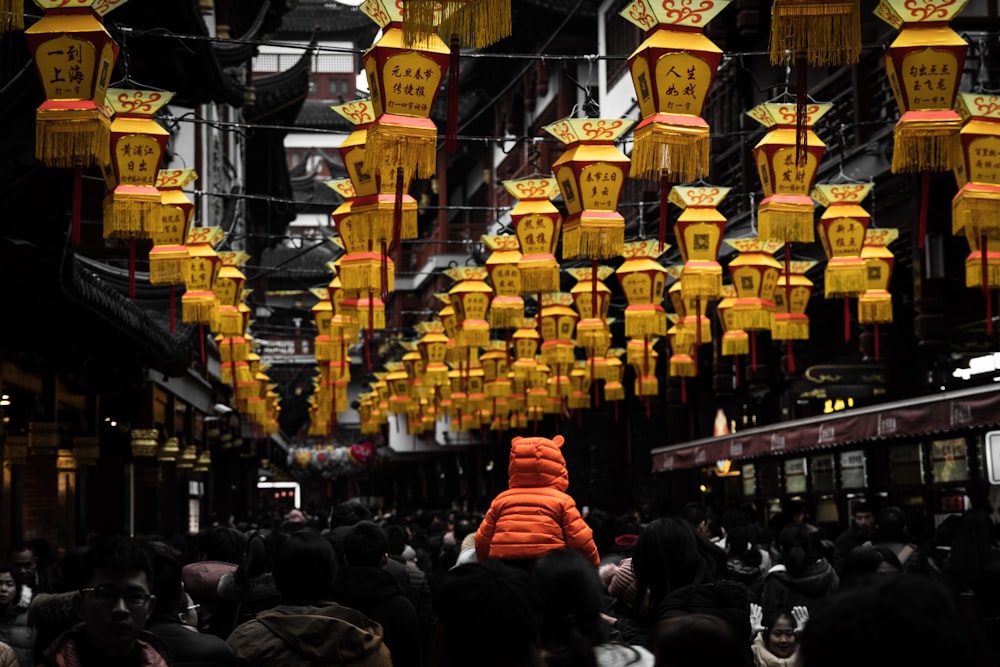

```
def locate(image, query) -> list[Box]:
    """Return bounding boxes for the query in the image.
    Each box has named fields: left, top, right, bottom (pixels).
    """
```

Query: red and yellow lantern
left=859, top=228, right=898, bottom=360
left=25, top=0, right=119, bottom=168
left=483, top=235, right=524, bottom=330
left=213, top=251, right=249, bottom=337
left=104, top=88, right=173, bottom=297
left=361, top=0, right=449, bottom=185
left=666, top=270, right=712, bottom=347
left=726, top=239, right=782, bottom=368
left=876, top=0, right=967, bottom=174
left=332, top=100, right=418, bottom=247
left=670, top=185, right=729, bottom=300
left=150, top=169, right=196, bottom=285
left=446, top=267, right=493, bottom=348
left=747, top=102, right=831, bottom=244
left=617, top=239, right=670, bottom=338
left=511, top=324, right=541, bottom=382
left=544, top=118, right=634, bottom=259
left=772, top=261, right=815, bottom=342
left=627, top=337, right=659, bottom=399
left=539, top=292, right=579, bottom=368
left=953, top=93, right=1000, bottom=238
left=813, top=183, right=872, bottom=298
left=568, top=265, right=613, bottom=355
left=505, top=178, right=563, bottom=293
left=717, top=284, right=749, bottom=357
left=621, top=0, right=727, bottom=186
left=182, top=226, right=224, bottom=328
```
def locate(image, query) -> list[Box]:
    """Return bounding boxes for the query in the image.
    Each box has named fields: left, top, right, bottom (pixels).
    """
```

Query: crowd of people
left=0, top=435, right=997, bottom=666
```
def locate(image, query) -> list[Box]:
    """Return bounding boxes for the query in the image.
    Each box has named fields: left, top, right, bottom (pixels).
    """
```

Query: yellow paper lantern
left=813, top=183, right=873, bottom=298
left=539, top=293, right=578, bottom=367
left=617, top=240, right=670, bottom=338
left=876, top=0, right=968, bottom=173
left=182, top=226, right=225, bottom=326
left=446, top=267, right=493, bottom=348
left=620, top=0, right=728, bottom=183
left=859, top=228, right=898, bottom=325
left=747, top=102, right=831, bottom=243
left=568, top=265, right=613, bottom=355
left=504, top=178, right=563, bottom=293
left=25, top=0, right=119, bottom=167
left=483, top=235, right=524, bottom=329
left=670, top=185, right=729, bottom=300
left=544, top=118, right=635, bottom=259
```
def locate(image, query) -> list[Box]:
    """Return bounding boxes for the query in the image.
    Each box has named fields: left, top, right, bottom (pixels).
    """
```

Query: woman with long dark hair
left=760, top=523, right=837, bottom=613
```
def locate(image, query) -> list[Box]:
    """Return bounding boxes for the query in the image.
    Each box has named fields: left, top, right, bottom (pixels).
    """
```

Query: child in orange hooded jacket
left=474, top=435, right=600, bottom=567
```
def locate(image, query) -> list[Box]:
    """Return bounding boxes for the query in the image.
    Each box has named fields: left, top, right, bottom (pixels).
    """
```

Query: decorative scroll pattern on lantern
left=361, top=0, right=449, bottom=183
left=813, top=182, right=873, bottom=298
left=483, top=234, right=524, bottom=329
left=25, top=0, right=121, bottom=167
left=670, top=185, right=729, bottom=299
left=151, top=169, right=197, bottom=285
left=182, top=226, right=225, bottom=326
left=772, top=261, right=816, bottom=341
left=332, top=100, right=418, bottom=244
left=505, top=178, right=563, bottom=293
left=446, top=267, right=493, bottom=348
left=769, top=0, right=861, bottom=66
left=568, top=265, right=614, bottom=355
left=544, top=118, right=635, bottom=259
left=875, top=0, right=968, bottom=173
left=859, top=228, right=898, bottom=324
left=748, top=102, right=831, bottom=244
left=617, top=240, right=670, bottom=338
left=725, top=238, right=783, bottom=331
left=620, top=0, right=728, bottom=182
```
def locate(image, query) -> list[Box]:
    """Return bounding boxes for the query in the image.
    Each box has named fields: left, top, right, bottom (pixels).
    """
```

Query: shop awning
left=651, top=383, right=1000, bottom=472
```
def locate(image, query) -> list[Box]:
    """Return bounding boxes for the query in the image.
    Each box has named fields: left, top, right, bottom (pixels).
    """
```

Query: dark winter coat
left=39, top=626, right=171, bottom=667
left=760, top=561, right=838, bottom=613
left=145, top=617, right=235, bottom=667
left=226, top=604, right=391, bottom=667
left=332, top=567, right=422, bottom=667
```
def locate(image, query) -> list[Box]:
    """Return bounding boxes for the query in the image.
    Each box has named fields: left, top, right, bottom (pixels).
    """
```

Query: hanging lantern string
left=95, top=21, right=916, bottom=63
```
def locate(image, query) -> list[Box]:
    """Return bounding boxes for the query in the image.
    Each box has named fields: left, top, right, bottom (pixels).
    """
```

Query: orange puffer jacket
left=474, top=435, right=599, bottom=566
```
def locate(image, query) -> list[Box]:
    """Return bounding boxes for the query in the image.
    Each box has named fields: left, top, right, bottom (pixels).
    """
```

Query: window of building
left=742, top=463, right=756, bottom=496
left=931, top=437, right=969, bottom=483
left=784, top=457, right=808, bottom=494
left=811, top=454, right=835, bottom=492
left=840, top=450, right=867, bottom=489
left=890, top=444, right=924, bottom=486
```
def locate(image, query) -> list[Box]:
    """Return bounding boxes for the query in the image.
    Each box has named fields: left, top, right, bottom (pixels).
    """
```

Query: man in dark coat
left=144, top=541, right=235, bottom=667
left=333, top=521, right=422, bottom=667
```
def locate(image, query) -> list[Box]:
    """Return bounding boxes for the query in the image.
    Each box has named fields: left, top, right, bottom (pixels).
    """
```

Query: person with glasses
left=38, top=536, right=169, bottom=667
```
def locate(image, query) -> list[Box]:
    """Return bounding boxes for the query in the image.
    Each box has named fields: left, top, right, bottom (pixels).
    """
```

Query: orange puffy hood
left=507, top=435, right=569, bottom=492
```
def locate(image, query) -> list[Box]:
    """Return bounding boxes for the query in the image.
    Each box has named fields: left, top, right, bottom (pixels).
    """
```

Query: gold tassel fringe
left=758, top=200, right=815, bottom=243
left=772, top=313, right=810, bottom=340
left=635, top=375, right=658, bottom=398
left=965, top=255, right=1000, bottom=289
left=729, top=303, right=774, bottom=331
left=518, top=262, right=560, bottom=293
left=103, top=188, right=163, bottom=239
left=891, top=114, right=962, bottom=173
left=722, top=331, right=750, bottom=356
left=149, top=247, right=188, bottom=285
left=630, top=121, right=710, bottom=182
left=353, top=200, right=417, bottom=244
left=953, top=190, right=1000, bottom=235
left=768, top=0, right=861, bottom=66
left=1, top=0, right=24, bottom=31
left=681, top=262, right=722, bottom=299
left=365, top=122, right=437, bottom=181
left=542, top=343, right=575, bottom=366
left=547, top=376, right=572, bottom=398
left=35, top=108, right=110, bottom=168
left=562, top=218, right=624, bottom=261
left=217, top=309, right=245, bottom=337
left=340, top=254, right=395, bottom=294
left=457, top=323, right=490, bottom=348
left=490, top=298, right=524, bottom=329
left=182, top=292, right=218, bottom=326
left=669, top=354, right=697, bottom=377
left=858, top=290, right=893, bottom=324
left=604, top=382, right=625, bottom=402
left=625, top=307, right=667, bottom=338
left=577, top=320, right=610, bottom=354
left=314, top=336, right=335, bottom=363
left=824, top=258, right=868, bottom=298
